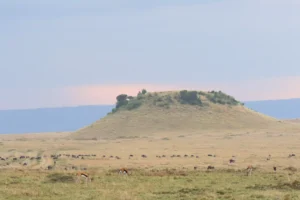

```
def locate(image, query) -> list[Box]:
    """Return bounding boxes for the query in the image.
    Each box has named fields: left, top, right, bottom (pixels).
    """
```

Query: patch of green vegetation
left=178, top=90, right=202, bottom=106
left=126, top=99, right=143, bottom=110
left=108, top=89, right=242, bottom=114
left=108, top=91, right=144, bottom=114
left=205, top=90, right=240, bottom=105
left=45, top=173, right=74, bottom=183
left=153, top=95, right=173, bottom=109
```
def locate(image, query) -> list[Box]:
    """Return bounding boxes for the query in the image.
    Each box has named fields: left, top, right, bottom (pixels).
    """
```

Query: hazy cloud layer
left=1, top=76, right=300, bottom=110
left=1, top=0, right=300, bottom=109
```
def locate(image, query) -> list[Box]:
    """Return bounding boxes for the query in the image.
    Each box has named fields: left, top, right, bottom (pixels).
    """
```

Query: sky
left=1, top=0, right=300, bottom=110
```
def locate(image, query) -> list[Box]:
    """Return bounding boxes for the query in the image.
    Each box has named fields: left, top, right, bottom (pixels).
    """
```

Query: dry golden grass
left=1, top=129, right=300, bottom=199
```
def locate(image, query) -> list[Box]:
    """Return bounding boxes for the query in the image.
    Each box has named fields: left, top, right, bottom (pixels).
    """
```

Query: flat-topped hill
left=70, top=90, right=300, bottom=139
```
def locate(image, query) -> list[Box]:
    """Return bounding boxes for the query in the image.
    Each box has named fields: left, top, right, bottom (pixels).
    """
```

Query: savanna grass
left=0, top=169, right=300, bottom=200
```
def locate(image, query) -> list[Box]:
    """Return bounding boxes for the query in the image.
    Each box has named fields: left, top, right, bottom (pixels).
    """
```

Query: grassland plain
left=1, top=130, right=300, bottom=199
left=1, top=168, right=300, bottom=200
left=1, top=90, right=300, bottom=199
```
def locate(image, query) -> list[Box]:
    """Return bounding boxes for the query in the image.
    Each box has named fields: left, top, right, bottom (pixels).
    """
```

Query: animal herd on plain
left=1, top=152, right=297, bottom=185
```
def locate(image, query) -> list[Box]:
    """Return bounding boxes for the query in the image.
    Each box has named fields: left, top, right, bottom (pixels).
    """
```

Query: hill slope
left=71, top=90, right=300, bottom=139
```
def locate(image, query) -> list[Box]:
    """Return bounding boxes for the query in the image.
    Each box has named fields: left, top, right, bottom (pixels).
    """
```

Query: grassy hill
left=71, top=90, right=300, bottom=139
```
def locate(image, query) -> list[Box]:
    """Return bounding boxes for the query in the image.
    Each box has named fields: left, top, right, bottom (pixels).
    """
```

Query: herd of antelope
left=0, top=152, right=297, bottom=185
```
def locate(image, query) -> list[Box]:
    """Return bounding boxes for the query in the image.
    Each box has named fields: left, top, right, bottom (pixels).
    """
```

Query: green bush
left=45, top=173, right=74, bottom=183
left=156, top=101, right=170, bottom=109
left=198, top=91, right=206, bottom=96
left=206, top=91, right=239, bottom=105
left=141, top=89, right=147, bottom=95
left=116, top=94, right=128, bottom=108
left=126, top=99, right=142, bottom=110
left=179, top=90, right=202, bottom=105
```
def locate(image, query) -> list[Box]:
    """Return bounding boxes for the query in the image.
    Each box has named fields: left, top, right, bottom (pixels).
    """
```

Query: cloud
left=0, top=76, right=299, bottom=110
left=1, top=0, right=300, bottom=110
left=65, top=76, right=300, bottom=106
left=2, top=0, right=300, bottom=89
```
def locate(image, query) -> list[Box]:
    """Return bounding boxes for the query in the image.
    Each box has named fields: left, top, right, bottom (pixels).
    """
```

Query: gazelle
left=119, top=168, right=129, bottom=175
left=76, top=172, right=92, bottom=185
left=246, top=165, right=253, bottom=176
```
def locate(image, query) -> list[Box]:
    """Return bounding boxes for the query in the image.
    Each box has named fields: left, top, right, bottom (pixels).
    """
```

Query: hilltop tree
left=141, top=89, right=147, bottom=95
left=179, top=90, right=202, bottom=105
left=116, top=94, right=128, bottom=108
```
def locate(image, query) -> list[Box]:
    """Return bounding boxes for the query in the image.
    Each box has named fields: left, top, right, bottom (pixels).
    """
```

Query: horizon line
left=1, top=97, right=299, bottom=111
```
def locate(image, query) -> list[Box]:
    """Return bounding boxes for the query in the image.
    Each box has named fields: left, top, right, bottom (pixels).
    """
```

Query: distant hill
left=244, top=98, right=300, bottom=119
left=71, top=90, right=300, bottom=140
left=0, top=105, right=114, bottom=134
left=1, top=96, right=300, bottom=134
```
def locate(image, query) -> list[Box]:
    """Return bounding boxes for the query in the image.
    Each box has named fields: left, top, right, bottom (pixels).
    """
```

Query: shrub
left=126, top=99, right=142, bottom=110
left=111, top=108, right=117, bottom=113
left=206, top=91, right=239, bottom=105
left=116, top=94, right=128, bottom=102
left=156, top=101, right=170, bottom=109
left=179, top=90, right=202, bottom=105
left=45, top=173, right=74, bottom=183
left=141, top=89, right=147, bottom=94
left=137, top=93, right=144, bottom=100
left=198, top=91, right=206, bottom=96
left=116, top=94, right=128, bottom=108
left=112, top=93, right=143, bottom=112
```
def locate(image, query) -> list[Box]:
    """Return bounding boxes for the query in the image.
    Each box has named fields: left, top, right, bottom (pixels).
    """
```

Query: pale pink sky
left=1, top=76, right=299, bottom=110
left=66, top=76, right=300, bottom=106
left=1, top=0, right=300, bottom=110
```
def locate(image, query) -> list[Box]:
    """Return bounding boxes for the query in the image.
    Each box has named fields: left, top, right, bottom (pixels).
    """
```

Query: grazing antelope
left=194, top=166, right=197, bottom=170
left=119, top=168, right=129, bottom=175
left=273, top=166, right=277, bottom=172
left=288, top=154, right=296, bottom=158
left=207, top=165, right=215, bottom=171
left=229, top=159, right=235, bottom=164
left=76, top=172, right=91, bottom=184
left=246, top=165, right=253, bottom=176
